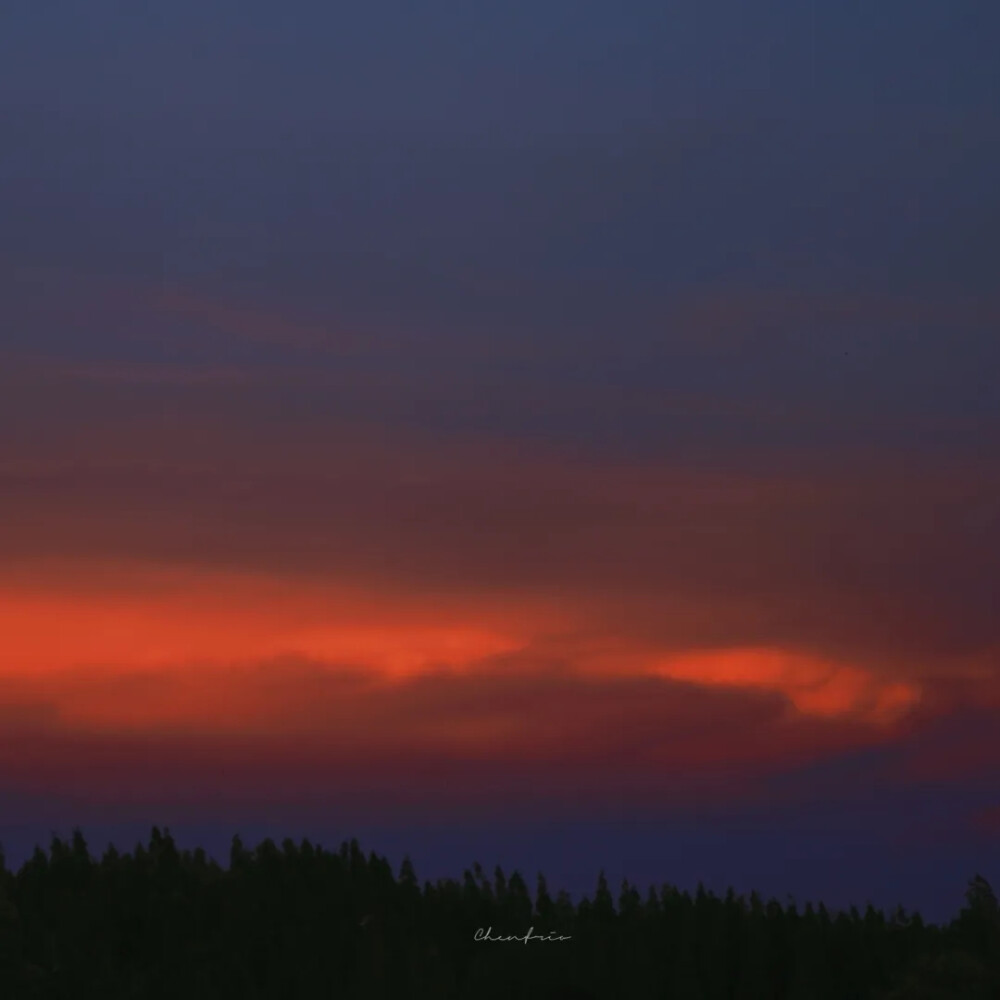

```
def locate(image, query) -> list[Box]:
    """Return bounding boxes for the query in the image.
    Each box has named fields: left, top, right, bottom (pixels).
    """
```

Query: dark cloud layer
left=2, top=363, right=997, bottom=671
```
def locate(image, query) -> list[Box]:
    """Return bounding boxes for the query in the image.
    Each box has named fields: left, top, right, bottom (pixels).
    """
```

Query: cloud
left=0, top=554, right=928, bottom=727
left=2, top=396, right=997, bottom=665
left=55, top=360, right=265, bottom=386
left=0, top=700, right=61, bottom=735
left=4, top=261, right=997, bottom=485
left=2, top=268, right=998, bottom=829
left=651, top=647, right=921, bottom=725
left=0, top=655, right=914, bottom=821
left=0, top=549, right=957, bottom=821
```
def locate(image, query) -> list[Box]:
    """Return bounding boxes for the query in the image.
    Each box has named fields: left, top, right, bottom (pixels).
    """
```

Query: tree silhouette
left=0, top=827, right=994, bottom=999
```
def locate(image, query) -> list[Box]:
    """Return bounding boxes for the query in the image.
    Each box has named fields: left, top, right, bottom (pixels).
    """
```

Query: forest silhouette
left=0, top=826, right=997, bottom=998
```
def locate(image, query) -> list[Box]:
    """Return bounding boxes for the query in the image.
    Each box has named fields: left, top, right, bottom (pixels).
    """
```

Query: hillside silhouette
left=0, top=827, right=997, bottom=998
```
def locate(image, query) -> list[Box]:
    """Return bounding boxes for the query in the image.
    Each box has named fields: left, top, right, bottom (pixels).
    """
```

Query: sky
left=1, top=0, right=998, bottom=923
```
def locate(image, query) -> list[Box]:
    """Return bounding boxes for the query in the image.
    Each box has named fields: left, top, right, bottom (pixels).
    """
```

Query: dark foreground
left=0, top=828, right=997, bottom=999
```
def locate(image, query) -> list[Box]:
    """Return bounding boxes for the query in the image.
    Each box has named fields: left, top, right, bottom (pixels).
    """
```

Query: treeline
left=0, top=827, right=998, bottom=999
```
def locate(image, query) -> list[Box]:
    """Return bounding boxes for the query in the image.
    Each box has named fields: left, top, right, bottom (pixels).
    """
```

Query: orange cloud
left=0, top=561, right=545, bottom=682
left=0, top=557, right=923, bottom=741
left=650, top=647, right=921, bottom=725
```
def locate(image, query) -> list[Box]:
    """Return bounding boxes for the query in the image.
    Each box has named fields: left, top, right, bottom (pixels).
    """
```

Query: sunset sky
left=1, top=0, right=998, bottom=921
